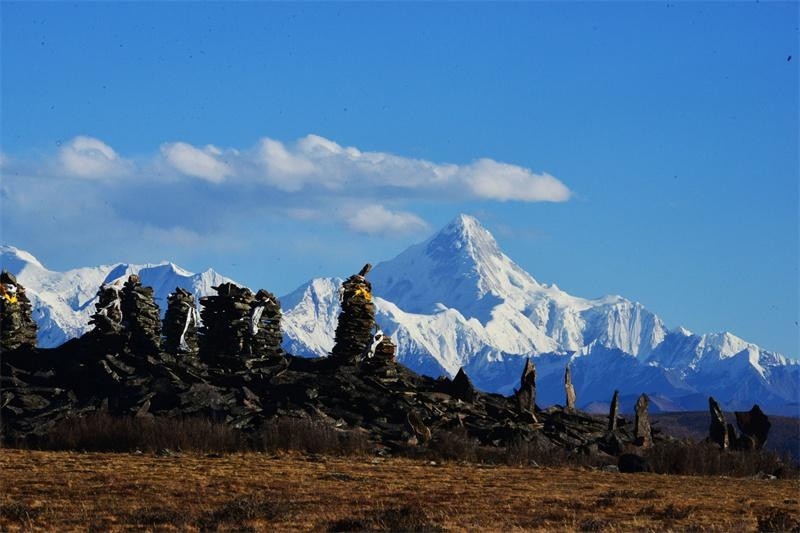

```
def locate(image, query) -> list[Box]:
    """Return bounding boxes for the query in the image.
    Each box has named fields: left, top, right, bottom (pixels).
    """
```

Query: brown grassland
left=1, top=448, right=798, bottom=532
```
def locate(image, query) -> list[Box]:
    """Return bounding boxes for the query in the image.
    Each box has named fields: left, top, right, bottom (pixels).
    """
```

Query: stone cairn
left=515, top=357, right=537, bottom=416
left=89, top=281, right=124, bottom=335
left=120, top=275, right=162, bottom=354
left=198, top=283, right=285, bottom=363
left=246, top=289, right=284, bottom=360
left=450, top=367, right=477, bottom=403
left=708, top=396, right=731, bottom=450
left=162, top=287, right=199, bottom=356
left=608, top=390, right=620, bottom=431
left=330, top=264, right=376, bottom=365
left=564, top=364, right=576, bottom=411
left=0, top=271, right=38, bottom=352
left=634, top=393, right=652, bottom=448
left=199, top=282, right=254, bottom=361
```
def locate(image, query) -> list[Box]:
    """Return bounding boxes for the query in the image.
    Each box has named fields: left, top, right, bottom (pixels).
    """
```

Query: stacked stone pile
left=162, top=287, right=199, bottom=356
left=515, top=357, right=537, bottom=415
left=199, top=282, right=254, bottom=361
left=88, top=282, right=124, bottom=335
left=246, top=289, right=284, bottom=360
left=120, top=275, right=161, bottom=354
left=0, top=271, right=38, bottom=352
left=331, top=264, right=376, bottom=365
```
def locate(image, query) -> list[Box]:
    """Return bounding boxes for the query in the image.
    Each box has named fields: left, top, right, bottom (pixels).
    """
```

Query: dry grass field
left=1, top=449, right=798, bottom=532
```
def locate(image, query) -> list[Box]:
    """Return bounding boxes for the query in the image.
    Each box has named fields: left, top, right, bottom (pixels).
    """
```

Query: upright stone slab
left=564, top=365, right=576, bottom=411
left=634, top=393, right=652, bottom=448
left=516, top=357, right=537, bottom=414
left=735, top=405, right=771, bottom=450
left=162, top=287, right=199, bottom=356
left=121, top=275, right=162, bottom=354
left=451, top=367, right=477, bottom=403
left=708, top=396, right=730, bottom=450
left=608, top=390, right=620, bottom=431
left=0, top=271, right=38, bottom=351
left=330, top=264, right=376, bottom=365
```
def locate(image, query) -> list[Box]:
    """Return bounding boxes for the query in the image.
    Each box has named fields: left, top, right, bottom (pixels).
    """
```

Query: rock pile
left=162, top=287, right=198, bottom=356
left=199, top=283, right=254, bottom=362
left=246, top=289, right=284, bottom=360
left=120, top=275, right=162, bottom=354
left=450, top=368, right=477, bottom=403
left=0, top=271, right=38, bottom=352
left=330, top=264, right=376, bottom=365
left=88, top=282, right=124, bottom=335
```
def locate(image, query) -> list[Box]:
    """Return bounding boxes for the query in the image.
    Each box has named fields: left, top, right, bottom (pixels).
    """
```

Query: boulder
left=735, top=404, right=771, bottom=450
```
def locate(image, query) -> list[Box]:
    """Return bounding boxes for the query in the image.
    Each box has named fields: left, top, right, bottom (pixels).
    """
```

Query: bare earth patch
left=1, top=449, right=798, bottom=532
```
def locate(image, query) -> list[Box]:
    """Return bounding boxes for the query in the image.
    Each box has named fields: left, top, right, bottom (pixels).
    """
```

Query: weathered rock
left=515, top=357, right=537, bottom=417
left=708, top=396, right=730, bottom=450
left=564, top=365, right=576, bottom=411
left=89, top=282, right=124, bottom=335
left=608, top=390, right=620, bottom=431
left=245, top=289, right=284, bottom=360
left=162, top=287, right=198, bottom=356
left=618, top=453, right=652, bottom=473
left=634, top=393, right=652, bottom=448
left=735, top=404, right=771, bottom=450
left=121, top=275, right=162, bottom=354
left=406, top=410, right=431, bottom=444
left=199, top=282, right=254, bottom=362
left=330, top=264, right=376, bottom=365
left=451, top=368, right=476, bottom=403
left=0, top=271, right=38, bottom=351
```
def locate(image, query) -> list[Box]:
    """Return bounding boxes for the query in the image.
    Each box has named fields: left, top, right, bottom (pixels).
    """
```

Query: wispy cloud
left=346, top=205, right=429, bottom=235
left=160, top=142, right=232, bottom=183
left=2, top=133, right=572, bottom=251
left=58, top=135, right=131, bottom=178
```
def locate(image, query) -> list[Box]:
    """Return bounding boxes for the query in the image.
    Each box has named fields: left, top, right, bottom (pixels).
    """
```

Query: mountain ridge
left=1, top=215, right=797, bottom=414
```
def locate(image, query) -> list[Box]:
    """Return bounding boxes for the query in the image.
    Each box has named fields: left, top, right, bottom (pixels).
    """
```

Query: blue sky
left=1, top=2, right=797, bottom=357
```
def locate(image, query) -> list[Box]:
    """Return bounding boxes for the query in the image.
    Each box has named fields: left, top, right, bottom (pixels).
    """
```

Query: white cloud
left=346, top=205, right=429, bottom=236
left=461, top=159, right=571, bottom=202
left=59, top=136, right=129, bottom=178
left=161, top=142, right=232, bottom=183
left=252, top=134, right=570, bottom=202
left=259, top=138, right=317, bottom=191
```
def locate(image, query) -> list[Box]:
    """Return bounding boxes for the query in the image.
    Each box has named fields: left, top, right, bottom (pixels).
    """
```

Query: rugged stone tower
left=162, top=287, right=199, bottom=356
left=120, top=274, right=162, bottom=354
left=330, top=264, right=376, bottom=365
left=0, top=271, right=38, bottom=351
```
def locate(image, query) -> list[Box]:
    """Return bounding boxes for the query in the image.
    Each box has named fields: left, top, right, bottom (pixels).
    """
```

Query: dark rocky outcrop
left=618, top=453, right=652, bottom=473
left=0, top=271, right=38, bottom=352
left=2, top=268, right=672, bottom=461
left=735, top=404, right=771, bottom=451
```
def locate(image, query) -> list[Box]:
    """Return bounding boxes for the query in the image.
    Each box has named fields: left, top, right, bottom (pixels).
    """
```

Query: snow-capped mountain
left=0, top=245, right=233, bottom=348
left=2, top=215, right=798, bottom=414
left=279, top=215, right=799, bottom=415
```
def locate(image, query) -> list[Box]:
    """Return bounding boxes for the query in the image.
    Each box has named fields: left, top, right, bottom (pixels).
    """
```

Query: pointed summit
left=370, top=214, right=540, bottom=319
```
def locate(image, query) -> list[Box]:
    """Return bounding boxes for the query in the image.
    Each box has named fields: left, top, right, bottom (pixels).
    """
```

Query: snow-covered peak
left=1, top=244, right=47, bottom=272
left=370, top=214, right=541, bottom=320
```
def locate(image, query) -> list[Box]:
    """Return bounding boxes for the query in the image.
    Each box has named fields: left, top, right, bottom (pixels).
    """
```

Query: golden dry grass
left=1, top=449, right=798, bottom=532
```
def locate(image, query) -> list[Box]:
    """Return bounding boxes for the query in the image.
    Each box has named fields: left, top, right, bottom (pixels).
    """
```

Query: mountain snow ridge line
left=1, top=214, right=797, bottom=414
